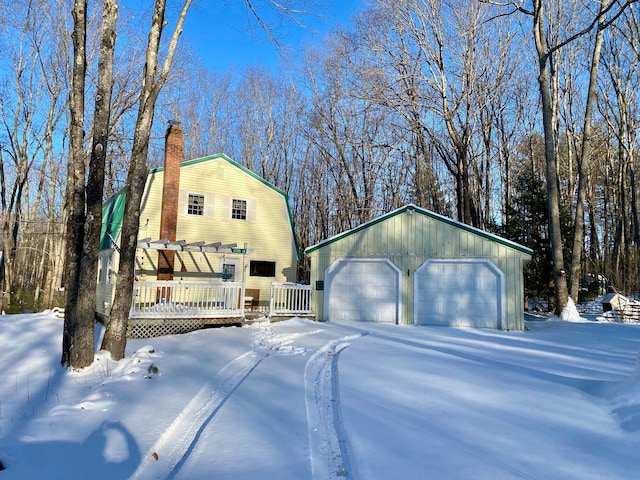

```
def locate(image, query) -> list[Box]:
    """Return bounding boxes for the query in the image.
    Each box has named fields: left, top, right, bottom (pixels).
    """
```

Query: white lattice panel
left=127, top=318, right=205, bottom=339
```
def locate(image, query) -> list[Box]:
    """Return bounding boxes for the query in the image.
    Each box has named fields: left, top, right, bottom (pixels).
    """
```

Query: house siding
left=138, top=158, right=297, bottom=301
left=97, top=154, right=298, bottom=315
left=96, top=282, right=112, bottom=322
left=307, top=206, right=531, bottom=330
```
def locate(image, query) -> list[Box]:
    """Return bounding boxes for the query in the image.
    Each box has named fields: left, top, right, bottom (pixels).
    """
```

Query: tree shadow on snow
left=356, top=328, right=620, bottom=395
left=9, top=421, right=140, bottom=479
left=330, top=321, right=640, bottom=434
left=612, top=404, right=640, bottom=432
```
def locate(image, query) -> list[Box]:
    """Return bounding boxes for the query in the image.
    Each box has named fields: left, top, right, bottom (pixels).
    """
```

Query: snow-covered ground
left=1, top=311, right=639, bottom=479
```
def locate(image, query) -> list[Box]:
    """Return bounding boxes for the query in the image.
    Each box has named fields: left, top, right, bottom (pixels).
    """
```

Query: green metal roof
left=99, top=187, right=127, bottom=250
left=304, top=204, right=534, bottom=256
left=100, top=153, right=300, bottom=259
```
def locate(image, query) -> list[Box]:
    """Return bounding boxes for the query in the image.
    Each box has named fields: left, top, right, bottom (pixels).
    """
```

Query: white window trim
left=222, top=195, right=257, bottom=223
left=219, top=257, right=241, bottom=282
left=231, top=198, right=248, bottom=220
left=180, top=190, right=215, bottom=218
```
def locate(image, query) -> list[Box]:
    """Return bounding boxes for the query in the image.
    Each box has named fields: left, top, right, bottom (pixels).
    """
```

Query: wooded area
left=1, top=0, right=639, bottom=327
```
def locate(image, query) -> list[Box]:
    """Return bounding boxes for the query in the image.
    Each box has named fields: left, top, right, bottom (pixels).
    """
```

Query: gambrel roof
left=99, top=153, right=299, bottom=258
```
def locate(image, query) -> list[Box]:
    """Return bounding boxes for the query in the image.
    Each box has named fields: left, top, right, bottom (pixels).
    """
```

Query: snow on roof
left=601, top=293, right=626, bottom=303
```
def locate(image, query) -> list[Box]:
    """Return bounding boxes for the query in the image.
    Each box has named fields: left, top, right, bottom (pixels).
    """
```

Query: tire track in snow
left=130, top=350, right=264, bottom=480
left=305, top=333, right=368, bottom=480
left=132, top=322, right=317, bottom=480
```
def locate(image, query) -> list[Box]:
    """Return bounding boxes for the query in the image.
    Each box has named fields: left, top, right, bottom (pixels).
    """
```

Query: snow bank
left=559, top=297, right=584, bottom=322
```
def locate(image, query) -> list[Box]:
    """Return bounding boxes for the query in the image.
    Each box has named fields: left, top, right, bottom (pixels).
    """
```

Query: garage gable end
left=414, top=259, right=505, bottom=328
left=324, top=258, right=402, bottom=323
left=305, top=204, right=532, bottom=258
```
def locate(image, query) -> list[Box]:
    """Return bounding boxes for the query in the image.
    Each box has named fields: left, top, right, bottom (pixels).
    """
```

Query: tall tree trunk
left=533, top=1, right=569, bottom=315
left=74, top=0, right=118, bottom=358
left=61, top=0, right=89, bottom=368
left=586, top=172, right=600, bottom=275
left=102, top=0, right=192, bottom=360
left=569, top=1, right=608, bottom=301
left=0, top=153, right=24, bottom=309
left=612, top=147, right=627, bottom=290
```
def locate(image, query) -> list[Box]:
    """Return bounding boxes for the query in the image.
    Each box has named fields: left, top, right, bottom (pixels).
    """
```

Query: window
left=222, top=196, right=256, bottom=222
left=232, top=199, right=247, bottom=220
left=250, top=260, right=276, bottom=277
left=187, top=193, right=205, bottom=216
left=180, top=191, right=215, bottom=217
left=222, top=263, right=236, bottom=281
left=221, top=259, right=240, bottom=282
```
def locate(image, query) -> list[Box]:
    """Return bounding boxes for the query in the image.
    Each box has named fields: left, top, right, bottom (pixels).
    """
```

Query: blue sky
left=181, top=1, right=362, bottom=72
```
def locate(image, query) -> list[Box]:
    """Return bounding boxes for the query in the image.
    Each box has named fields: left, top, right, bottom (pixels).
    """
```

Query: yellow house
left=96, top=124, right=300, bottom=334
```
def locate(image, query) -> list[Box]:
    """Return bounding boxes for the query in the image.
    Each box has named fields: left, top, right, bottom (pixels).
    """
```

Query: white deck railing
left=270, top=282, right=313, bottom=316
left=130, top=281, right=244, bottom=319
left=129, top=280, right=314, bottom=319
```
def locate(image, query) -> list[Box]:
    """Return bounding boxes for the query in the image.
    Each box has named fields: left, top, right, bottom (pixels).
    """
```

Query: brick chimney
left=157, top=121, right=183, bottom=281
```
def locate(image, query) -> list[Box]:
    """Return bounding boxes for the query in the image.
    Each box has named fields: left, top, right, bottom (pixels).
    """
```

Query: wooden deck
left=125, top=281, right=314, bottom=338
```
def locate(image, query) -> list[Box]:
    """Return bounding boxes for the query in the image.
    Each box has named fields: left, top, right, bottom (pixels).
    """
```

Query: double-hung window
left=187, top=193, right=205, bottom=216
left=222, top=196, right=256, bottom=222
left=179, top=191, right=214, bottom=217
left=231, top=199, right=247, bottom=220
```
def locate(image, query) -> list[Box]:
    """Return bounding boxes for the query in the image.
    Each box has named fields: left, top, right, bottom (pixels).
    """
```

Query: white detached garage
left=305, top=204, right=532, bottom=330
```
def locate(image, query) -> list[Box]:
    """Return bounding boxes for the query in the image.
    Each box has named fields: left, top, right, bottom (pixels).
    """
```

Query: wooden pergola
left=136, top=238, right=253, bottom=255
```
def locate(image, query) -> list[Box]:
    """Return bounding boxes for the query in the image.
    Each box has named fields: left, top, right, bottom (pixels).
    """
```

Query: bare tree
left=102, top=0, right=193, bottom=360
left=348, top=8, right=446, bottom=214
left=61, top=0, right=89, bottom=367
left=568, top=0, right=609, bottom=302
left=303, top=36, right=400, bottom=230
left=352, top=0, right=522, bottom=227
left=61, top=0, right=118, bottom=368
left=42, top=157, right=66, bottom=310
left=488, top=0, right=639, bottom=313
left=0, top=0, right=66, bottom=310
left=597, top=6, right=640, bottom=294
left=165, top=69, right=234, bottom=161
left=234, top=66, right=303, bottom=192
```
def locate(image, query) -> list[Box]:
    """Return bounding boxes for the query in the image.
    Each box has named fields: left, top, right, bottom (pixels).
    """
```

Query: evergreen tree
left=502, top=170, right=553, bottom=304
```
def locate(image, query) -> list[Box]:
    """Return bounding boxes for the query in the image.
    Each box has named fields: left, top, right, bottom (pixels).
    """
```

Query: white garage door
left=414, top=259, right=503, bottom=328
left=325, top=259, right=400, bottom=323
